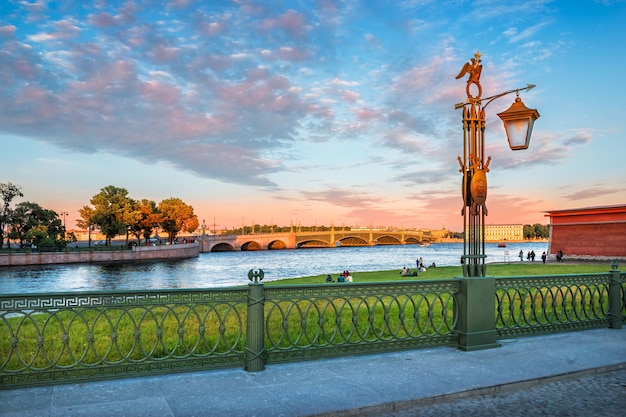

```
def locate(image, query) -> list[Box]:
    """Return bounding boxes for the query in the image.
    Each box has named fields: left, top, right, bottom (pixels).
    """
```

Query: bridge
left=198, top=229, right=438, bottom=252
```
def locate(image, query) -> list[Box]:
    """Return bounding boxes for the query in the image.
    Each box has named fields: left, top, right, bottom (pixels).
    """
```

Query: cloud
left=562, top=186, right=624, bottom=201
left=563, top=130, right=593, bottom=146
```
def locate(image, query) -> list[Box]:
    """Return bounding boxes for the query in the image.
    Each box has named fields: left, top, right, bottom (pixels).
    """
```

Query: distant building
left=465, top=224, right=524, bottom=242
left=545, top=204, right=626, bottom=260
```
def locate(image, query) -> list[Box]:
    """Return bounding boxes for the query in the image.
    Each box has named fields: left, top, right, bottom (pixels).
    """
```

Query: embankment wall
left=0, top=243, right=199, bottom=267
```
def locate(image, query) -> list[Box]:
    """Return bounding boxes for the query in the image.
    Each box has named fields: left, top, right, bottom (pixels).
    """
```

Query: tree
left=157, top=198, right=198, bottom=242
left=128, top=199, right=163, bottom=244
left=523, top=224, right=536, bottom=240
left=85, top=186, right=133, bottom=245
left=0, top=182, right=23, bottom=247
left=10, top=201, right=65, bottom=249
left=533, top=224, right=550, bottom=239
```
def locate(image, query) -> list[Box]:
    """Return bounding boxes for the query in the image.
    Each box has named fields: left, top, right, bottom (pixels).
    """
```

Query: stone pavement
left=369, top=367, right=626, bottom=417
left=1, top=328, right=625, bottom=417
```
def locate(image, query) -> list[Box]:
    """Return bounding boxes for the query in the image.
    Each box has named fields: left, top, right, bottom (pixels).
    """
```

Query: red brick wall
left=550, top=223, right=626, bottom=257
left=548, top=205, right=626, bottom=258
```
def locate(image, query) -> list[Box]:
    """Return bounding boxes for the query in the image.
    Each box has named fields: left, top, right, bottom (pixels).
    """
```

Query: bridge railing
left=1, top=267, right=623, bottom=388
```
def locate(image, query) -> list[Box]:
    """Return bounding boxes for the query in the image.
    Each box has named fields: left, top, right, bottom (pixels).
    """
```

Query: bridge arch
left=210, top=243, right=235, bottom=252
left=375, top=235, right=402, bottom=245
left=336, top=236, right=370, bottom=246
left=267, top=240, right=287, bottom=250
left=297, top=239, right=333, bottom=248
left=241, top=241, right=263, bottom=251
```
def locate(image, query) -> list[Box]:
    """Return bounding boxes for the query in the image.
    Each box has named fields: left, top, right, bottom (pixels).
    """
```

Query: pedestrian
left=541, top=251, right=547, bottom=264
left=519, top=250, right=524, bottom=262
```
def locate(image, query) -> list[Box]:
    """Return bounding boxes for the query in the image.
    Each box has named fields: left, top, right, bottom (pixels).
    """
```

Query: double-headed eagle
left=455, top=51, right=482, bottom=84
left=455, top=52, right=482, bottom=99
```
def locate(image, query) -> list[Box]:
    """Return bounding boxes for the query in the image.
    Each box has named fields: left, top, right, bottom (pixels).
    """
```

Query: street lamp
left=455, top=52, right=540, bottom=277
left=60, top=211, right=68, bottom=228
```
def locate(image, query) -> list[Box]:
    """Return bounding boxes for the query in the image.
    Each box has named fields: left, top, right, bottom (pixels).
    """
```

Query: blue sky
left=1, top=0, right=625, bottom=232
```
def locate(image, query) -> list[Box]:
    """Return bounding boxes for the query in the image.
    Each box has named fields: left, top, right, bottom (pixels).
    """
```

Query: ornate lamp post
left=455, top=52, right=540, bottom=277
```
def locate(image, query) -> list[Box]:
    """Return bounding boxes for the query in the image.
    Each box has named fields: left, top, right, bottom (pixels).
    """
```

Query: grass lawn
left=266, top=262, right=615, bottom=285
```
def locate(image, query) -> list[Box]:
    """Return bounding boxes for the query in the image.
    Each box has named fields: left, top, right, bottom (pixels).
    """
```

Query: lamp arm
left=454, top=84, right=535, bottom=110
left=480, top=84, right=536, bottom=110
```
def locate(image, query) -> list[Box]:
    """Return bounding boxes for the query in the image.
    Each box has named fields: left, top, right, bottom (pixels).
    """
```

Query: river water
left=0, top=242, right=547, bottom=294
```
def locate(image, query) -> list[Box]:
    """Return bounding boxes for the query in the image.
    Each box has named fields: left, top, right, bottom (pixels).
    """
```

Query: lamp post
left=455, top=52, right=540, bottom=277
left=60, top=211, right=68, bottom=228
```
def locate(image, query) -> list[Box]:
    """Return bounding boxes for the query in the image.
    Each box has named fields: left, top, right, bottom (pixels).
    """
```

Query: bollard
left=608, top=261, right=622, bottom=330
left=245, top=269, right=266, bottom=371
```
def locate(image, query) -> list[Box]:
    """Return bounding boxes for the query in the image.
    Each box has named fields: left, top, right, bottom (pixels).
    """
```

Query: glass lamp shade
left=497, top=97, right=540, bottom=150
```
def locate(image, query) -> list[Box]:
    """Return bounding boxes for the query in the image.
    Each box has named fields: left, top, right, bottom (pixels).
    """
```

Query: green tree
left=523, top=224, right=536, bottom=240
left=84, top=186, right=132, bottom=245
left=157, top=198, right=198, bottom=242
left=0, top=182, right=23, bottom=247
left=77, top=205, right=96, bottom=245
left=10, top=201, right=65, bottom=249
left=533, top=224, right=550, bottom=239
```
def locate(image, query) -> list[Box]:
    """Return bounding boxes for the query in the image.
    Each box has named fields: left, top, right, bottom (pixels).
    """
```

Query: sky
left=1, top=0, right=625, bottom=233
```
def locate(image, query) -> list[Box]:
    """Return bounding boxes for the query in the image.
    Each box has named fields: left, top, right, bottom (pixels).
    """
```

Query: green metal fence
left=1, top=267, right=624, bottom=388
left=0, top=289, right=248, bottom=387
left=495, top=274, right=611, bottom=336
left=263, top=280, right=459, bottom=364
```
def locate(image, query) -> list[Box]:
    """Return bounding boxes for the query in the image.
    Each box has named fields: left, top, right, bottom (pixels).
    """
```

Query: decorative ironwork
left=248, top=269, right=264, bottom=283
left=455, top=52, right=538, bottom=276
left=263, top=281, right=459, bottom=363
left=0, top=289, right=248, bottom=388
left=495, top=274, right=611, bottom=336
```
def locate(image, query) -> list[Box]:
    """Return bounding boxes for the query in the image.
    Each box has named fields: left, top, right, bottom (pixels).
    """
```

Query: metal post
left=455, top=276, right=500, bottom=351
left=608, top=261, right=622, bottom=329
left=245, top=269, right=265, bottom=372
left=457, top=53, right=488, bottom=277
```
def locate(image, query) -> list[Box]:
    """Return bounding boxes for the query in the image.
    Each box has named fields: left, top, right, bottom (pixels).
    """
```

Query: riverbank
left=267, top=261, right=620, bottom=285
left=0, top=242, right=200, bottom=267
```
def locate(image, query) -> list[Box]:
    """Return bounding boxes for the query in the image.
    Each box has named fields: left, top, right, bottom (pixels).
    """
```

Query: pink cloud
left=341, top=90, right=360, bottom=102
left=88, top=12, right=119, bottom=28
left=277, top=46, right=310, bottom=61
left=353, top=107, right=381, bottom=121
left=259, top=9, right=307, bottom=38
left=149, top=43, right=179, bottom=63
left=0, top=25, right=17, bottom=38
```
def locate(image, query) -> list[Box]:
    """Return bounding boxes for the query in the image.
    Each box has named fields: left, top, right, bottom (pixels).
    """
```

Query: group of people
left=326, top=270, right=353, bottom=283
left=519, top=250, right=537, bottom=262
left=555, top=250, right=564, bottom=262
left=519, top=250, right=553, bottom=264
left=400, top=257, right=436, bottom=277
left=400, top=266, right=418, bottom=277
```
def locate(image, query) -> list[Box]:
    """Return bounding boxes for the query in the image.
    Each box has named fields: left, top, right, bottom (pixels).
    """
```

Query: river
left=0, top=242, right=547, bottom=294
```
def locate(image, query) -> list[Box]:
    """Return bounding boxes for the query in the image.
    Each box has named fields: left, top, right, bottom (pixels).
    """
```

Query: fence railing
left=1, top=267, right=624, bottom=388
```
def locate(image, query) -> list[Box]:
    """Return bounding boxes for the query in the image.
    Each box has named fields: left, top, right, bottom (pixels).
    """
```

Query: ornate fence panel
left=495, top=274, right=611, bottom=337
left=263, top=281, right=459, bottom=363
left=621, top=272, right=626, bottom=323
left=0, top=289, right=248, bottom=388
